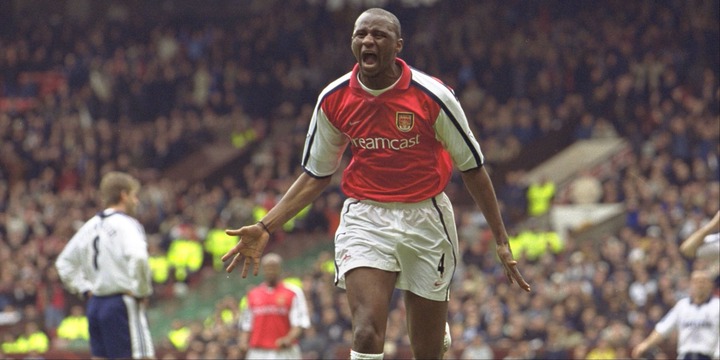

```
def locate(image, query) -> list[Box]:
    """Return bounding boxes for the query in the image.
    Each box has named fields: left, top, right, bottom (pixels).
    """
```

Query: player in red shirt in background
left=239, top=253, right=311, bottom=359
left=224, top=8, right=530, bottom=360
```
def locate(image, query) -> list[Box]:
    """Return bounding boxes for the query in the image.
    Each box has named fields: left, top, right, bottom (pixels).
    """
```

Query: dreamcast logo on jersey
left=396, top=112, right=414, bottom=132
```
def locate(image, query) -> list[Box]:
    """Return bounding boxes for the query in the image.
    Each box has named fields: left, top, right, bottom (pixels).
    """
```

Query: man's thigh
left=344, top=267, right=397, bottom=324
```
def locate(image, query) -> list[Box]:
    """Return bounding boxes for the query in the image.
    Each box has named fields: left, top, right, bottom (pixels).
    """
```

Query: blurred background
left=0, top=0, right=718, bottom=359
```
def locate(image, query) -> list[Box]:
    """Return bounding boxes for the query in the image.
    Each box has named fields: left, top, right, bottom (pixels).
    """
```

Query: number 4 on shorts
left=437, top=253, right=445, bottom=277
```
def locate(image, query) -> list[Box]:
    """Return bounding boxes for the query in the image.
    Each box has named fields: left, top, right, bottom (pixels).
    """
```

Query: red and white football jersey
left=302, top=58, right=484, bottom=202
left=240, top=282, right=311, bottom=349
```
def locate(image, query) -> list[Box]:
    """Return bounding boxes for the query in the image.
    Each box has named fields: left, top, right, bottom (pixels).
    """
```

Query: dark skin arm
left=460, top=166, right=531, bottom=292
left=222, top=172, right=332, bottom=277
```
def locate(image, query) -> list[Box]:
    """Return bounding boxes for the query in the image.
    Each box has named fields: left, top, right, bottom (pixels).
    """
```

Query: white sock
left=350, top=350, right=384, bottom=359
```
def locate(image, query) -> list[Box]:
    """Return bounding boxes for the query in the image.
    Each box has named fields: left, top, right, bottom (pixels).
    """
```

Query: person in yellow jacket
left=57, top=305, right=90, bottom=341
left=520, top=221, right=564, bottom=262
left=4, top=322, right=50, bottom=354
left=148, top=241, right=171, bottom=285
left=526, top=176, right=556, bottom=217
left=205, top=219, right=239, bottom=271
left=1, top=332, right=20, bottom=354
left=167, top=236, right=204, bottom=283
left=167, top=320, right=191, bottom=351
left=509, top=228, right=532, bottom=261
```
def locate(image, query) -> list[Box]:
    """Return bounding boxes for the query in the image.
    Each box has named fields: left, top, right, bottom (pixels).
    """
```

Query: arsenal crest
left=396, top=112, right=414, bottom=132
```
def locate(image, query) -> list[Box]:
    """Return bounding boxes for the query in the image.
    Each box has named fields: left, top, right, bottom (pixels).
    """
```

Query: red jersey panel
left=302, top=58, right=484, bottom=202
left=245, top=283, right=297, bottom=349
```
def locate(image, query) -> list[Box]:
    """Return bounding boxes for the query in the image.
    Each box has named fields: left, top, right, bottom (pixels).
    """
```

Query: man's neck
left=359, top=62, right=401, bottom=90
left=691, top=294, right=711, bottom=305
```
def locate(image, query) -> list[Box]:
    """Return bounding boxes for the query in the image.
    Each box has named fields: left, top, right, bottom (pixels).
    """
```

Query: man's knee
left=352, top=322, right=385, bottom=351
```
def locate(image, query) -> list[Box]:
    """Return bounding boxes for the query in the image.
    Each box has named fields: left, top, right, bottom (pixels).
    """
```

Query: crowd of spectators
left=0, top=0, right=718, bottom=358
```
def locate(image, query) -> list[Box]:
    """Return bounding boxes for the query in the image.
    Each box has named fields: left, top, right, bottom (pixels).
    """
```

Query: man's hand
left=496, top=243, right=531, bottom=292
left=221, top=223, right=270, bottom=277
left=275, top=336, right=291, bottom=349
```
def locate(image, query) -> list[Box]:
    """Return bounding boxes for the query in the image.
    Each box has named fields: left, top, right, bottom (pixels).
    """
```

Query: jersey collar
left=350, top=58, right=411, bottom=91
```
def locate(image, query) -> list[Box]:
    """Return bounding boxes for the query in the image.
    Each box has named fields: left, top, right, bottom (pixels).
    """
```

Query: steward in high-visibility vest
left=523, top=229, right=563, bottom=261
left=509, top=230, right=534, bottom=260
left=57, top=314, right=90, bottom=341
left=540, top=230, right=564, bottom=254
left=149, top=254, right=170, bottom=284
left=527, top=179, right=556, bottom=217
left=204, top=227, right=238, bottom=271
left=168, top=321, right=191, bottom=351
left=7, top=323, right=49, bottom=354
left=167, top=238, right=203, bottom=282
left=22, top=330, right=49, bottom=354
left=2, top=335, right=20, bottom=354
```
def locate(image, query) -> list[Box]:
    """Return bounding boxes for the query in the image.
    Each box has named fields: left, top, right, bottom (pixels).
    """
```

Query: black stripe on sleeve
left=301, top=124, right=317, bottom=168
left=411, top=79, right=483, bottom=167
left=301, top=80, right=349, bottom=169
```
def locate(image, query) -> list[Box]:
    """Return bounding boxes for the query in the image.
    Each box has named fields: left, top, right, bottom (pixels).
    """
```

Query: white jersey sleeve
left=56, top=218, right=99, bottom=296
left=239, top=297, right=253, bottom=332
left=119, top=216, right=153, bottom=298
left=696, top=233, right=720, bottom=261
left=301, top=75, right=351, bottom=178
left=414, top=72, right=484, bottom=171
left=287, top=285, right=311, bottom=329
left=655, top=298, right=683, bottom=336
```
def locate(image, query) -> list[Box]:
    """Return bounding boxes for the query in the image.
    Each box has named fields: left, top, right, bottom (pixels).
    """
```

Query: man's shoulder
left=319, top=71, right=353, bottom=99
left=104, top=212, right=140, bottom=225
left=408, top=67, right=457, bottom=102
left=704, top=232, right=720, bottom=243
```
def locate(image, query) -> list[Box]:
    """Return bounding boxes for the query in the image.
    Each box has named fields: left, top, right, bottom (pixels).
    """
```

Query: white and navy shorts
left=87, top=294, right=154, bottom=359
left=334, top=192, right=458, bottom=301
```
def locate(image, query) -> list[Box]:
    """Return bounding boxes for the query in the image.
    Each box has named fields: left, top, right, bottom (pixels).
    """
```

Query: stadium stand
left=1, top=0, right=718, bottom=359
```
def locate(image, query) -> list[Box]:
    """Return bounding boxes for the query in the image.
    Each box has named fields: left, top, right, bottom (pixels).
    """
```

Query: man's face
left=690, top=271, right=713, bottom=302
left=122, top=189, right=139, bottom=217
left=351, top=12, right=402, bottom=80
left=262, top=260, right=281, bottom=286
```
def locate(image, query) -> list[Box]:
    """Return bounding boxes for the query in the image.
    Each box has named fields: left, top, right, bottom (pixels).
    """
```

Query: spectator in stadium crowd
left=0, top=0, right=717, bottom=358
left=55, top=172, right=155, bottom=359
left=238, top=253, right=311, bottom=359
left=222, top=8, right=529, bottom=360
left=632, top=270, right=720, bottom=360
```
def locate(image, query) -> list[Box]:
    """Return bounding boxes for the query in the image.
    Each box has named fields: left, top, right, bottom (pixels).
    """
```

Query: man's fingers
left=221, top=247, right=237, bottom=262
left=503, top=259, right=531, bottom=292
left=241, top=258, right=250, bottom=278
left=252, top=257, right=261, bottom=276
left=226, top=228, right=242, bottom=236
left=225, top=253, right=241, bottom=273
left=502, top=262, right=514, bottom=283
left=509, top=265, right=531, bottom=292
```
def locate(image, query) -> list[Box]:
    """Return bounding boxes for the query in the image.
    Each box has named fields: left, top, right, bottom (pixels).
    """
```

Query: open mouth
left=362, top=53, right=377, bottom=66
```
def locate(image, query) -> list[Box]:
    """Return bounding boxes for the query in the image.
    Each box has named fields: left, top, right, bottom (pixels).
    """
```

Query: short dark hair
left=362, top=8, right=402, bottom=38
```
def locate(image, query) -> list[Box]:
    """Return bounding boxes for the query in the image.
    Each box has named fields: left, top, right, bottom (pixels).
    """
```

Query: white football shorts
left=334, top=192, right=459, bottom=301
left=246, top=345, right=303, bottom=360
